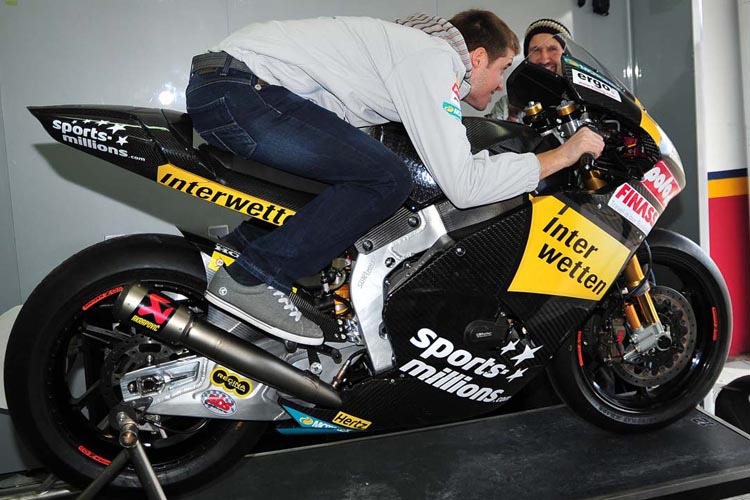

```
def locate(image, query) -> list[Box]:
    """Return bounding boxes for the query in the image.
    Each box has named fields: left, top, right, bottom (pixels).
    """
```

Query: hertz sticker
left=157, top=164, right=295, bottom=226
left=508, top=196, right=630, bottom=300
left=332, top=411, right=371, bottom=430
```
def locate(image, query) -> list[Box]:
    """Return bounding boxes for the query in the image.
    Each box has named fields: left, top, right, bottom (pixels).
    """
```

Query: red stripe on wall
left=708, top=194, right=750, bottom=355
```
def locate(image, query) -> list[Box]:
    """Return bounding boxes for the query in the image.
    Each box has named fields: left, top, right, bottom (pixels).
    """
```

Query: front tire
left=549, top=230, right=731, bottom=432
left=4, top=234, right=266, bottom=493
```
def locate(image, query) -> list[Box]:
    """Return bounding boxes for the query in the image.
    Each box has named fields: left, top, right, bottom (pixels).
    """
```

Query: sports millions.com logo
left=641, top=161, right=681, bottom=207
left=51, top=119, right=145, bottom=161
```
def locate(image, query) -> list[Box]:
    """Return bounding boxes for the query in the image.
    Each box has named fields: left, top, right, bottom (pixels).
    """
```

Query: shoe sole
left=205, top=291, right=324, bottom=346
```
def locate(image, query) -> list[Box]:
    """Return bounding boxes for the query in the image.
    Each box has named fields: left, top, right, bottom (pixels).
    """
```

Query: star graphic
left=83, top=119, right=91, bottom=124
left=507, top=367, right=527, bottom=382
left=107, top=123, right=127, bottom=134
left=116, top=136, right=129, bottom=146
left=510, top=344, right=543, bottom=366
left=97, top=120, right=109, bottom=126
left=72, top=120, right=78, bottom=124
left=500, top=339, right=518, bottom=355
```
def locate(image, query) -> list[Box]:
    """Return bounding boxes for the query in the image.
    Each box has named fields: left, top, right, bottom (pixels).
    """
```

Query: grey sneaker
left=205, top=266, right=324, bottom=345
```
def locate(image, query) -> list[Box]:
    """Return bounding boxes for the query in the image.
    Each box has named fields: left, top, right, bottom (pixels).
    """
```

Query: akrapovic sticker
left=572, top=69, right=621, bottom=102
left=130, top=292, right=176, bottom=332
left=608, top=183, right=658, bottom=234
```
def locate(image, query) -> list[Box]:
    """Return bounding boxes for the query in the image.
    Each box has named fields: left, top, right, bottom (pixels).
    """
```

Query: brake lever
left=579, top=152, right=596, bottom=171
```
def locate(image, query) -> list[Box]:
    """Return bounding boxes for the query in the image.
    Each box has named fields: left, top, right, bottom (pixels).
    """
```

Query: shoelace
left=270, top=288, right=302, bottom=321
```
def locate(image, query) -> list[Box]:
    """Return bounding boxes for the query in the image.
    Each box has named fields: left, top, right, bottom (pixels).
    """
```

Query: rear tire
left=549, top=230, right=731, bottom=432
left=4, top=234, right=266, bottom=493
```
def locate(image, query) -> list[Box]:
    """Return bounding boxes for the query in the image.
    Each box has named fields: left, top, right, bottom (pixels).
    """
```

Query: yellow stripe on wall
left=708, top=177, right=749, bottom=198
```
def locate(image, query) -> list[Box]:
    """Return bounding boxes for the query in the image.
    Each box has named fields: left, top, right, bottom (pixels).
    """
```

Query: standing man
left=186, top=11, right=602, bottom=346
left=489, top=18, right=572, bottom=121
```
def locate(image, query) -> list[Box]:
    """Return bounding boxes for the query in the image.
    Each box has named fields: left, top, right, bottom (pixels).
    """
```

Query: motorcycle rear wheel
left=548, top=230, right=731, bottom=432
left=4, top=234, right=266, bottom=493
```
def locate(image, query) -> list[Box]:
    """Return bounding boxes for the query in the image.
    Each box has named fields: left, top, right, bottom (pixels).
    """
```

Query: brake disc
left=611, top=285, right=697, bottom=387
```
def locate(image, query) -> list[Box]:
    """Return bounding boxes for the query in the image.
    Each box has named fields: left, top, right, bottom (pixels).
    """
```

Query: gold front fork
left=623, top=254, right=660, bottom=329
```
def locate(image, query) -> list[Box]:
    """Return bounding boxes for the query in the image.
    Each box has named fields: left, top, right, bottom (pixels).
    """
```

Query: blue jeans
left=186, top=64, right=412, bottom=293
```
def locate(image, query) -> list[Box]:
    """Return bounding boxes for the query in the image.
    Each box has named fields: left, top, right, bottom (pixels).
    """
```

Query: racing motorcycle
left=5, top=36, right=731, bottom=493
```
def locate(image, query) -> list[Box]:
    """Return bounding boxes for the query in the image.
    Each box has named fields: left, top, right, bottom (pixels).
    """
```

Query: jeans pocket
left=188, top=96, right=258, bottom=159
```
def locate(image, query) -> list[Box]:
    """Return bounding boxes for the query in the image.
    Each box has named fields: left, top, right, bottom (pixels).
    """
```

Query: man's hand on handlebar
left=536, top=127, right=605, bottom=180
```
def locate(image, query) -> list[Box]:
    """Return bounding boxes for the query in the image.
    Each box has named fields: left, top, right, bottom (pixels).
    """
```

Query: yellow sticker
left=208, top=251, right=236, bottom=271
left=332, top=411, right=372, bottom=430
left=157, top=164, right=295, bottom=226
left=210, top=367, right=254, bottom=398
left=634, top=97, right=662, bottom=146
left=508, top=196, right=630, bottom=300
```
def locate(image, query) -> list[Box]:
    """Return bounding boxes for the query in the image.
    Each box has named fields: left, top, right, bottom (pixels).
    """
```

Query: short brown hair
left=450, top=9, right=520, bottom=61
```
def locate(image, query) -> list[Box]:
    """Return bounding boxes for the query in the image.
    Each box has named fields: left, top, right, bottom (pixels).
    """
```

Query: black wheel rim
left=577, top=250, right=724, bottom=415
left=43, top=275, right=236, bottom=470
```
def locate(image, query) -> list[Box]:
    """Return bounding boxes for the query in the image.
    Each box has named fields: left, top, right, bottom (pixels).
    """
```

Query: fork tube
left=623, top=255, right=660, bottom=326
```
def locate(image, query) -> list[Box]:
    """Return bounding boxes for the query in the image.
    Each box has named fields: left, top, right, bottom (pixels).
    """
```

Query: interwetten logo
left=157, top=164, right=295, bottom=226
left=509, top=196, right=630, bottom=300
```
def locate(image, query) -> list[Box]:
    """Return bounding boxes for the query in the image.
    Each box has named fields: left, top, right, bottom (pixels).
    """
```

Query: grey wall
left=0, top=85, right=21, bottom=314
left=573, top=0, right=633, bottom=91
left=630, top=0, right=699, bottom=243
left=0, top=1, right=700, bottom=306
left=0, top=0, right=633, bottom=306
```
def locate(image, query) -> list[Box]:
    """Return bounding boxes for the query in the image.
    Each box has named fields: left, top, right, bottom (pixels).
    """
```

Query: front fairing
left=506, top=35, right=685, bottom=215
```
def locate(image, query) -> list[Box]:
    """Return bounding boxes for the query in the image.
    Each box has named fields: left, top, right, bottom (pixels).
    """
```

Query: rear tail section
left=29, top=105, right=313, bottom=226
left=29, top=105, right=195, bottom=175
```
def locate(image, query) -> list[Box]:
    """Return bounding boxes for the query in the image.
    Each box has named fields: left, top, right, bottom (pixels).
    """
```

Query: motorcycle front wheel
left=4, top=234, right=266, bottom=493
left=548, top=229, right=732, bottom=432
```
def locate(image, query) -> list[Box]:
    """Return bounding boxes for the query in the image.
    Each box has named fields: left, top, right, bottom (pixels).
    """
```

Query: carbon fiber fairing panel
left=366, top=123, right=444, bottom=209
left=297, top=195, right=641, bottom=431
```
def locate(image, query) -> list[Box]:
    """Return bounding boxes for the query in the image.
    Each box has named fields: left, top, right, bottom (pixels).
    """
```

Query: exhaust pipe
left=113, top=283, right=342, bottom=409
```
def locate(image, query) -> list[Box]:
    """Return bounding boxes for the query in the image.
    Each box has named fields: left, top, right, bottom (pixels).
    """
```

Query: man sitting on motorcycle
left=185, top=10, right=604, bottom=346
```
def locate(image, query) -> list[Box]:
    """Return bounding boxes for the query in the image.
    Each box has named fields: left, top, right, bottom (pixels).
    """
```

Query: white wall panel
left=698, top=1, right=746, bottom=175
left=0, top=1, right=242, bottom=299
left=740, top=0, right=750, bottom=175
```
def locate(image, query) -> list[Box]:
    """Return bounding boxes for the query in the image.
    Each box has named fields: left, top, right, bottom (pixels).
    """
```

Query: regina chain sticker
left=508, top=196, right=630, bottom=300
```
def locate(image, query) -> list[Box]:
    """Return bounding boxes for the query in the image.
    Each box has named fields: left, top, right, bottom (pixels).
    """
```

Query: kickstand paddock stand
left=77, top=405, right=167, bottom=500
